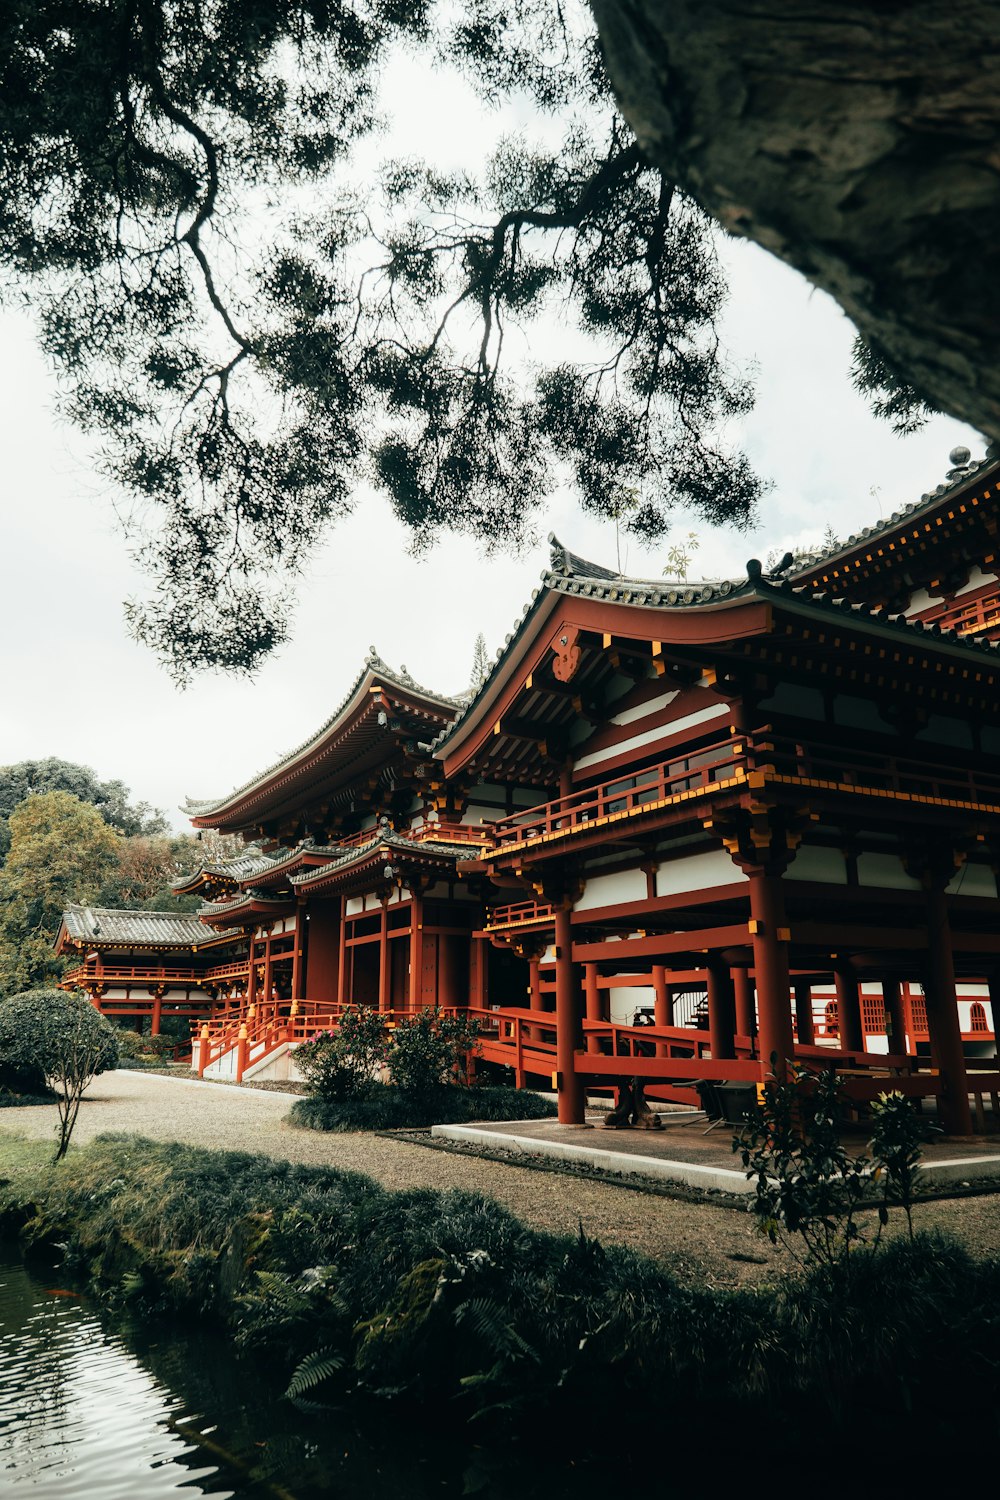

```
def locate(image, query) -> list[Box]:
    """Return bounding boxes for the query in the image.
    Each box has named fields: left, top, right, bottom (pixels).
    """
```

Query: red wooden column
left=554, top=904, right=585, bottom=1124
left=652, top=964, right=670, bottom=1057
left=748, top=869, right=794, bottom=1079
left=707, top=959, right=736, bottom=1060
left=246, top=936, right=258, bottom=1015
left=924, top=885, right=972, bottom=1135
left=793, top=978, right=814, bottom=1047
left=291, top=900, right=307, bottom=1002
left=584, top=962, right=602, bottom=1054
left=882, top=977, right=907, bottom=1055
left=150, top=986, right=163, bottom=1038
left=733, top=968, right=756, bottom=1049
left=988, top=975, right=1000, bottom=1047
left=409, top=892, right=424, bottom=1012
left=262, top=932, right=274, bottom=1024
left=835, top=965, right=864, bottom=1053
left=335, top=894, right=347, bottom=1014
left=378, top=901, right=390, bottom=1014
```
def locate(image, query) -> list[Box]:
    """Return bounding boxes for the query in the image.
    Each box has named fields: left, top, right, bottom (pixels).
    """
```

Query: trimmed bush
left=0, top=989, right=118, bottom=1158
left=290, top=1083, right=557, bottom=1132
left=296, top=1008, right=387, bottom=1100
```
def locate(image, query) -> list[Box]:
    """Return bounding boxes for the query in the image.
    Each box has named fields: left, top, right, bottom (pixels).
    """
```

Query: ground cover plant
left=0, top=990, right=118, bottom=1158
left=1, top=1132, right=998, bottom=1462
left=291, top=1083, right=557, bottom=1132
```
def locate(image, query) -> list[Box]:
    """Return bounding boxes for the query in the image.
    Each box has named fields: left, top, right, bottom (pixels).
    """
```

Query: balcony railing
left=482, top=900, right=556, bottom=931
left=488, top=736, right=746, bottom=849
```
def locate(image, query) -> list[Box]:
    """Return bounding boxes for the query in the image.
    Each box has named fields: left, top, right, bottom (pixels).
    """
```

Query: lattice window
left=862, top=996, right=886, bottom=1035
left=823, top=999, right=839, bottom=1038
left=970, top=1000, right=989, bottom=1033
left=909, top=994, right=929, bottom=1035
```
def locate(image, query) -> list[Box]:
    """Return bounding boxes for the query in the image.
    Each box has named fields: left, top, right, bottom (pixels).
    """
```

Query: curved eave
left=291, top=837, right=466, bottom=896
left=184, top=662, right=460, bottom=833
left=198, top=895, right=294, bottom=927
left=435, top=582, right=770, bottom=780
left=789, top=457, right=1000, bottom=594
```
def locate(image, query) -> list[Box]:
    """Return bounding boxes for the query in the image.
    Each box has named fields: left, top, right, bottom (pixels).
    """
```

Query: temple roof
left=787, top=451, right=1000, bottom=598
left=60, top=905, right=227, bottom=948
left=289, top=828, right=472, bottom=892
left=182, top=649, right=463, bottom=836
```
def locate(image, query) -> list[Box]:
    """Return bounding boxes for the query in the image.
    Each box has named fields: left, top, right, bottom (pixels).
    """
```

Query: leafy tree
left=97, top=832, right=204, bottom=911
left=0, top=792, right=122, bottom=995
left=0, top=758, right=166, bottom=858
left=0, top=988, right=119, bottom=1159
left=0, top=0, right=767, bottom=679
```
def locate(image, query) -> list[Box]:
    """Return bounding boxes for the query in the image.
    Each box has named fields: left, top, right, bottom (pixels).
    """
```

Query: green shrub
left=115, top=1029, right=145, bottom=1059
left=296, top=1007, right=387, bottom=1100
left=385, top=1009, right=481, bottom=1092
left=290, top=1083, right=557, bottom=1132
left=2, top=1133, right=998, bottom=1456
left=0, top=989, right=119, bottom=1159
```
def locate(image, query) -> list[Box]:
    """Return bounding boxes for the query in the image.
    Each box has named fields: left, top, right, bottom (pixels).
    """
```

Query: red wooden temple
left=58, top=448, right=1000, bottom=1133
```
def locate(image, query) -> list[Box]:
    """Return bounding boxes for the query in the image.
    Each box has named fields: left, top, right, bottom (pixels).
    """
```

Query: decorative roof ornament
left=946, top=445, right=973, bottom=480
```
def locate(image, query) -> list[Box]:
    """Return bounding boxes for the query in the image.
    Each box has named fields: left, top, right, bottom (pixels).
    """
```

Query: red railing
left=763, top=735, right=1000, bottom=808
left=488, top=736, right=745, bottom=849
left=483, top=900, right=556, bottom=930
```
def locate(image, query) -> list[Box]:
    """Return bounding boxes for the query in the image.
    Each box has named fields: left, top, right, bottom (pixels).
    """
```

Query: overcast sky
left=0, top=48, right=982, bottom=833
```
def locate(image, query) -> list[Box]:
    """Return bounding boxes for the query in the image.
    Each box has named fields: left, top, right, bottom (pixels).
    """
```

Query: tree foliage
left=0, top=0, right=768, bottom=678
left=0, top=792, right=123, bottom=995
left=0, top=757, right=166, bottom=858
left=0, top=988, right=119, bottom=1158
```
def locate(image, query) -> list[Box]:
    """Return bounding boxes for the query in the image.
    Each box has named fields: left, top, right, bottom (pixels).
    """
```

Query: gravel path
left=4, top=1071, right=999, bottom=1287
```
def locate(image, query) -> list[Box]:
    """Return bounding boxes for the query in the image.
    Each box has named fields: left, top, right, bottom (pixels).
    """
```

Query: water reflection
left=0, top=1259, right=233, bottom=1497
left=0, top=1255, right=529, bottom=1500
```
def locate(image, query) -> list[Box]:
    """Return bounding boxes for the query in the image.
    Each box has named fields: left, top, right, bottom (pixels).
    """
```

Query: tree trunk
left=591, top=1, right=1000, bottom=441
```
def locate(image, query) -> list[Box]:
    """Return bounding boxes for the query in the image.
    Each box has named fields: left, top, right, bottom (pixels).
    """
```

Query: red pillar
left=291, top=900, right=307, bottom=1001
left=378, top=902, right=390, bottom=1014
left=924, top=886, right=972, bottom=1135
left=734, top=968, right=756, bottom=1049
left=150, top=987, right=163, bottom=1038
left=554, top=904, right=585, bottom=1124
left=409, top=893, right=423, bottom=1011
left=707, top=960, right=736, bottom=1060
left=793, top=978, right=814, bottom=1047
left=336, top=896, right=348, bottom=1012
left=749, top=870, right=794, bottom=1079
left=835, top=965, right=863, bottom=1053
left=584, top=962, right=602, bottom=1053
left=653, top=964, right=670, bottom=1056
left=883, top=977, right=907, bottom=1056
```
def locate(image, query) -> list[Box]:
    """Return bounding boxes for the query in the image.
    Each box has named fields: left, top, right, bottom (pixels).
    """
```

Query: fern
left=285, top=1346, right=345, bottom=1400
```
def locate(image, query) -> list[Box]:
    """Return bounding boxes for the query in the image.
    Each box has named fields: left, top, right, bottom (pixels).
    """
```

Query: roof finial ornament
left=746, top=558, right=763, bottom=582
left=548, top=532, right=570, bottom=576
left=946, top=445, right=973, bottom=480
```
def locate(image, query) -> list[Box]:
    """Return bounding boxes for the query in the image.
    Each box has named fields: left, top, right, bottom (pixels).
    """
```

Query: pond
left=0, top=1250, right=559, bottom=1499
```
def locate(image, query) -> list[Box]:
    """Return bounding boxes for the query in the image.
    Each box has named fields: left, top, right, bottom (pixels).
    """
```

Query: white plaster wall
left=785, top=846, right=849, bottom=884
left=576, top=868, right=648, bottom=911
left=954, top=565, right=997, bottom=597
left=573, top=701, right=729, bottom=772
left=346, top=897, right=364, bottom=916
left=904, top=588, right=945, bottom=616
left=461, top=804, right=498, bottom=825
left=656, top=848, right=747, bottom=895
left=610, top=689, right=679, bottom=727
left=609, top=985, right=655, bottom=1024
left=947, top=863, right=997, bottom=899
left=856, top=852, right=922, bottom=890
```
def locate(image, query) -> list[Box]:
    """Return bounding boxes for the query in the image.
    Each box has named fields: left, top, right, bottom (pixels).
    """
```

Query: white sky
left=0, top=48, right=982, bottom=832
